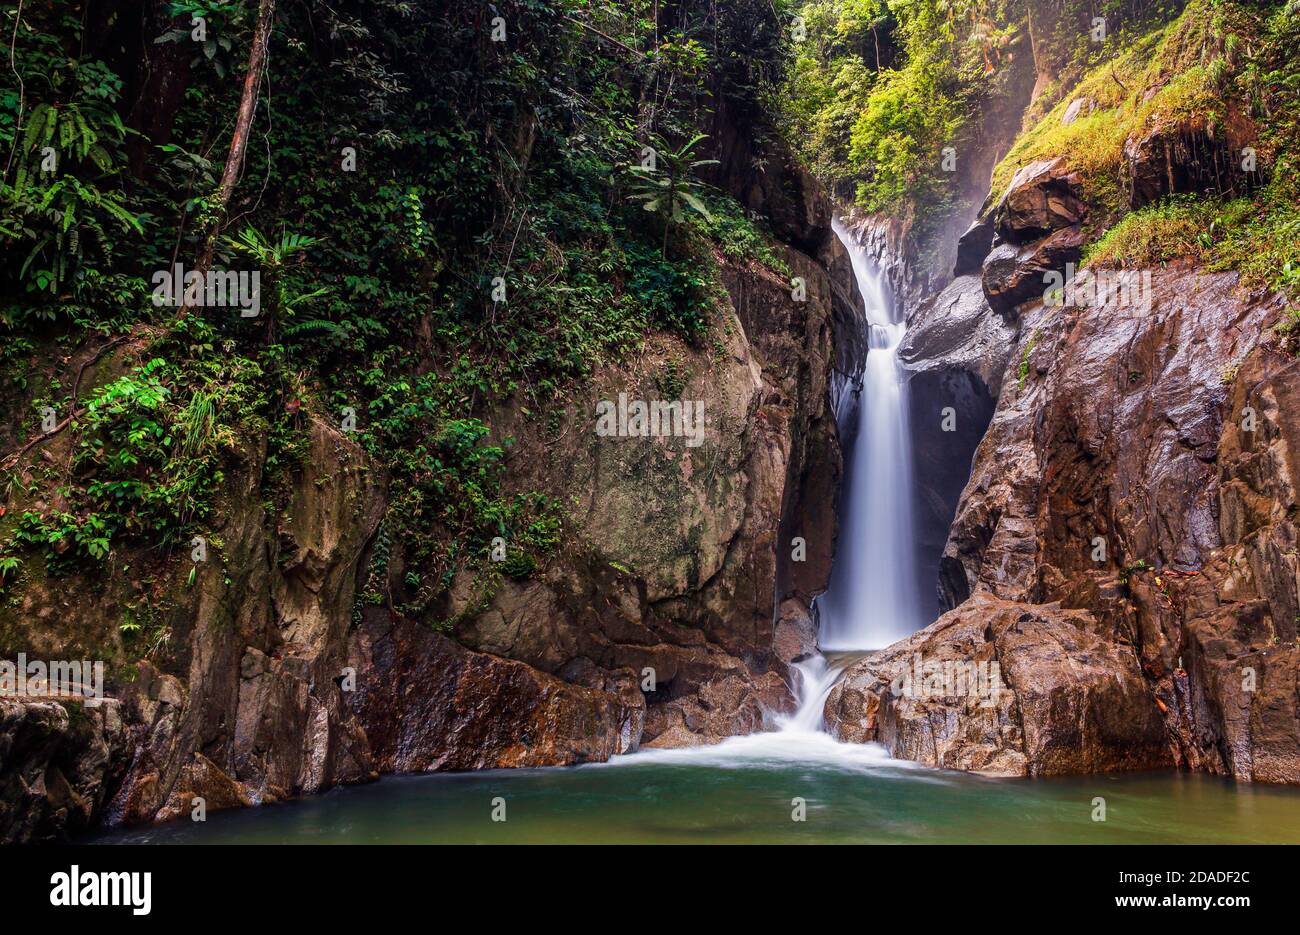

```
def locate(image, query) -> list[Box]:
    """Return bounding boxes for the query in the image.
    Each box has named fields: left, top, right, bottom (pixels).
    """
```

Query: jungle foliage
left=0, top=0, right=797, bottom=630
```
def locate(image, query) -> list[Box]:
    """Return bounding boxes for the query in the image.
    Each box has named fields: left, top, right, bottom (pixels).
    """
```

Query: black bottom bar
left=0, top=844, right=1275, bottom=922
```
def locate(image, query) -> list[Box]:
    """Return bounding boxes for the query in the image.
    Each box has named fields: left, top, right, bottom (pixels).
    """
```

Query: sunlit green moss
left=990, top=0, right=1261, bottom=215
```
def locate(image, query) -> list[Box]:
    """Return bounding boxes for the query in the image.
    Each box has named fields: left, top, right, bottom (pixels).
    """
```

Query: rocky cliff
left=826, top=0, right=1300, bottom=783
left=829, top=261, right=1295, bottom=778
left=449, top=202, right=866, bottom=750
left=0, top=156, right=865, bottom=843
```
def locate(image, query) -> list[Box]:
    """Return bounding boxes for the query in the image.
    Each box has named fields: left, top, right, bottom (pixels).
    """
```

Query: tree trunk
left=125, top=5, right=195, bottom=181
left=190, top=0, right=275, bottom=283
left=661, top=185, right=671, bottom=259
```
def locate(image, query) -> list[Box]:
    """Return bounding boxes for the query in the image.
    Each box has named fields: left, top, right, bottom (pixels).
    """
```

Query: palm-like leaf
left=622, top=133, right=718, bottom=256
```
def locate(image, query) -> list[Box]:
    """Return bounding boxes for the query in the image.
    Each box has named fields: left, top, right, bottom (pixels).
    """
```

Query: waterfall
left=780, top=217, right=927, bottom=730
left=817, top=217, right=926, bottom=650
left=781, top=656, right=840, bottom=734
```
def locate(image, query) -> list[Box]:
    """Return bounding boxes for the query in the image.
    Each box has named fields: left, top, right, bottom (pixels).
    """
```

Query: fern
left=284, top=318, right=344, bottom=340
left=4, top=82, right=141, bottom=298
left=180, top=390, right=218, bottom=460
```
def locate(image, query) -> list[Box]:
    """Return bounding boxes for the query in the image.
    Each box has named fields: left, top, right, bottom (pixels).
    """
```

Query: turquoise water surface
left=92, top=732, right=1300, bottom=844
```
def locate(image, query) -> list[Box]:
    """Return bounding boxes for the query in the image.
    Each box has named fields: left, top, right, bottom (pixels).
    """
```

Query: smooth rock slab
left=347, top=610, right=644, bottom=772
left=825, top=593, right=1173, bottom=776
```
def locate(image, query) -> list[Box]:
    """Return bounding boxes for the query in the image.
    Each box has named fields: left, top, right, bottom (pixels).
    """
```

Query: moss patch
left=991, top=0, right=1264, bottom=218
left=1003, top=0, right=1300, bottom=307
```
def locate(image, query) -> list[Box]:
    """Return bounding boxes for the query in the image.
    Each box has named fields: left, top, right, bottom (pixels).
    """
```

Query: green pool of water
left=91, top=732, right=1300, bottom=844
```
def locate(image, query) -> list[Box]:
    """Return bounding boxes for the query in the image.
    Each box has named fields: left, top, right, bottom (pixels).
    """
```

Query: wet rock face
left=907, top=366, right=998, bottom=619
left=1123, top=110, right=1263, bottom=209
left=953, top=217, right=995, bottom=276
left=955, top=269, right=1278, bottom=598
left=347, top=610, right=642, bottom=771
left=105, top=417, right=384, bottom=829
left=993, top=158, right=1088, bottom=244
left=1179, top=346, right=1300, bottom=782
left=901, top=275, right=1016, bottom=396
left=900, top=275, right=1012, bottom=618
left=938, top=264, right=1300, bottom=781
left=825, top=593, right=1172, bottom=775
left=0, top=699, right=128, bottom=843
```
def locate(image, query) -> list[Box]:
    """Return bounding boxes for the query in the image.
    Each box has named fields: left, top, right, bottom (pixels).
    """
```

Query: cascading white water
left=782, top=655, right=839, bottom=733
left=622, top=215, right=931, bottom=748
left=780, top=217, right=927, bottom=730
left=816, top=218, right=926, bottom=651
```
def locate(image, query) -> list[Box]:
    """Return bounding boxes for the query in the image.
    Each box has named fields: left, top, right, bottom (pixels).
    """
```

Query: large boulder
left=154, top=752, right=254, bottom=822
left=992, top=157, right=1088, bottom=244
left=825, top=593, right=1173, bottom=775
left=953, top=215, right=996, bottom=276
left=981, top=225, right=1086, bottom=316
left=772, top=598, right=818, bottom=665
left=0, top=699, right=128, bottom=843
